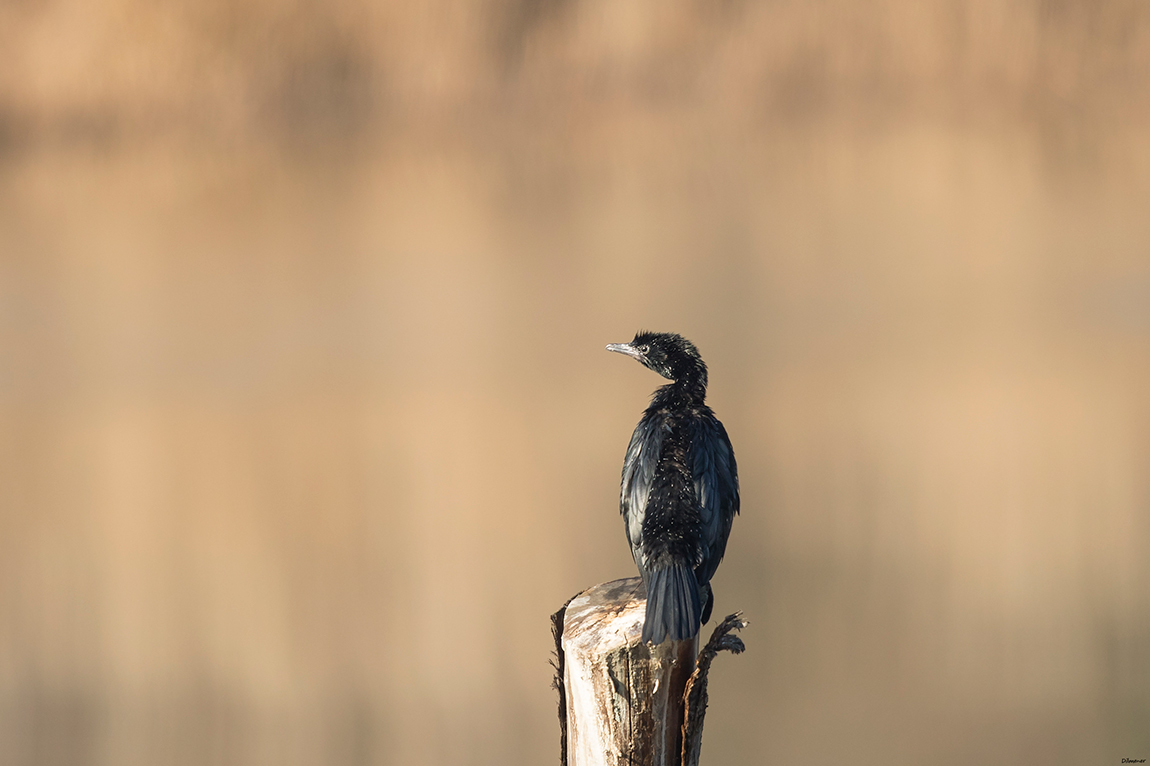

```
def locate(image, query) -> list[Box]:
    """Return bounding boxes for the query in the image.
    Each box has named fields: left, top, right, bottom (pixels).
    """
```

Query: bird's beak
left=606, top=343, right=644, bottom=360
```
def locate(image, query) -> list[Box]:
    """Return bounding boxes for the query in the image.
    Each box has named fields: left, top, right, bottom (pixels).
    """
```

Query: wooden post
left=552, top=578, right=747, bottom=766
left=560, top=578, right=695, bottom=766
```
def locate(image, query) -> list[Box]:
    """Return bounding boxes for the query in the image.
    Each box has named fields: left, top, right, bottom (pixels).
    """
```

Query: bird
left=606, top=331, right=739, bottom=645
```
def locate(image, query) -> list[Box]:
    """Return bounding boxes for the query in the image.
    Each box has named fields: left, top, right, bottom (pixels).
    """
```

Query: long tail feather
left=642, top=564, right=702, bottom=644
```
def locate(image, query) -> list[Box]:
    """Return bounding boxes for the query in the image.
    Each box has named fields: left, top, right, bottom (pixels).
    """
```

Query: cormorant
left=606, top=331, right=740, bottom=645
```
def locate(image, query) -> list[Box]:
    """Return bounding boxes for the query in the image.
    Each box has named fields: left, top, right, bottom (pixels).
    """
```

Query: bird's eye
left=639, top=345, right=649, bottom=354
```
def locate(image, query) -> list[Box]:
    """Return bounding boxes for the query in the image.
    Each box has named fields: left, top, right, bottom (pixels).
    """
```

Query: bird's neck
left=653, top=379, right=707, bottom=409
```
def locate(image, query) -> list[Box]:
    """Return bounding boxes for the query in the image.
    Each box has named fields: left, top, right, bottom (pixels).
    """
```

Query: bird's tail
left=642, top=563, right=702, bottom=645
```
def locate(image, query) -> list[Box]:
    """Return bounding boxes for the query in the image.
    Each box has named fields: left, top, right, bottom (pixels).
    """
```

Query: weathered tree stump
left=560, top=578, right=695, bottom=766
left=553, top=578, right=747, bottom=766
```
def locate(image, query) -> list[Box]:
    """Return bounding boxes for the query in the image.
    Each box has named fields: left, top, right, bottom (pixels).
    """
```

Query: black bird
left=607, top=331, right=739, bottom=645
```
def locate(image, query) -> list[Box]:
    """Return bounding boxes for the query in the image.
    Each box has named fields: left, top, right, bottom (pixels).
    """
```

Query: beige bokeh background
left=2, top=1, right=1149, bottom=764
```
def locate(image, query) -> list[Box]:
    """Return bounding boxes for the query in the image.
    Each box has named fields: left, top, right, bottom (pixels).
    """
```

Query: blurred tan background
left=1, top=1, right=1149, bottom=764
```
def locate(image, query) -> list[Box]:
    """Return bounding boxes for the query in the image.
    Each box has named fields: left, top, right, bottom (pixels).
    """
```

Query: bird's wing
left=690, top=414, right=739, bottom=579
left=620, top=412, right=670, bottom=543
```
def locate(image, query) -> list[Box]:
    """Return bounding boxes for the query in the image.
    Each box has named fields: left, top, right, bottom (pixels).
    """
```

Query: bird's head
left=606, top=331, right=708, bottom=388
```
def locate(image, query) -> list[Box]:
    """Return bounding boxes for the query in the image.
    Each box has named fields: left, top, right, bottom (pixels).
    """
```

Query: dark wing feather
left=690, top=414, right=739, bottom=584
left=620, top=411, right=670, bottom=572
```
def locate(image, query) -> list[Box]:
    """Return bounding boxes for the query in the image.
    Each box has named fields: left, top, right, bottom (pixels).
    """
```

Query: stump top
left=562, top=577, right=645, bottom=659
